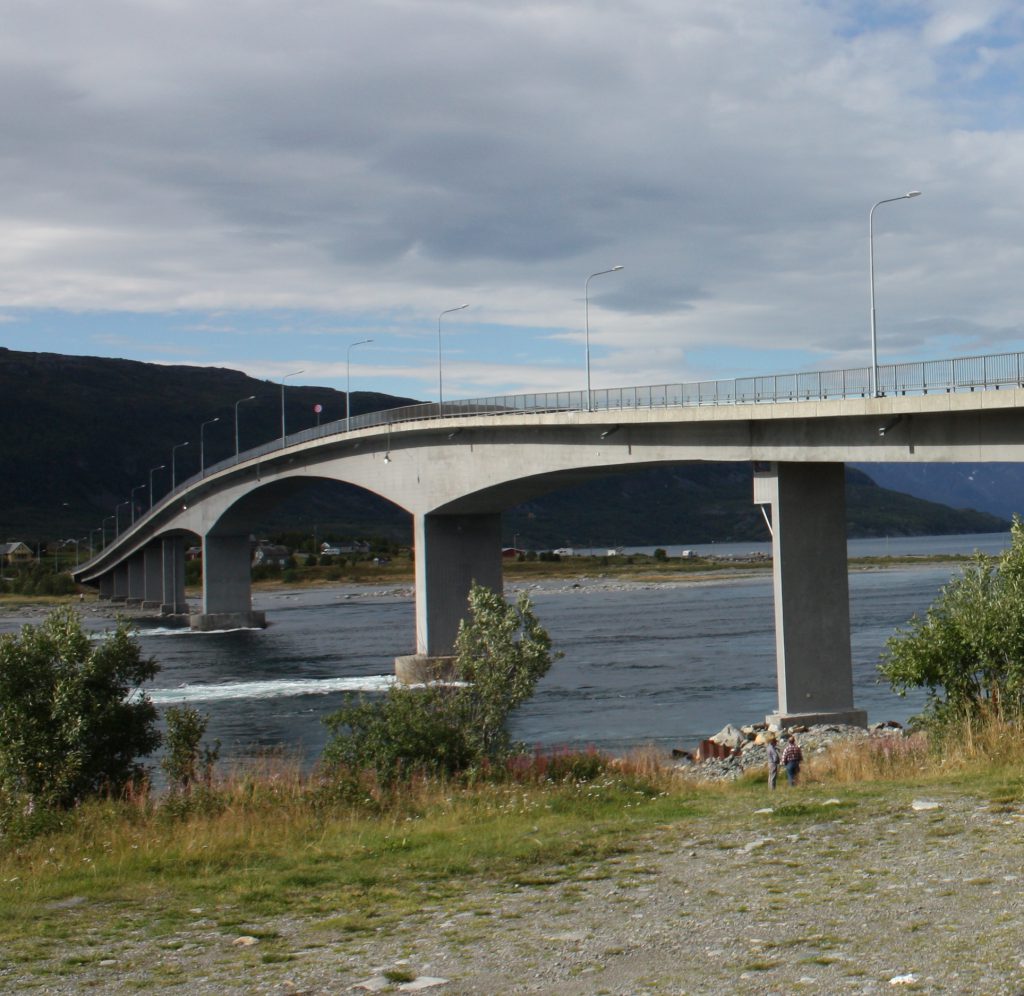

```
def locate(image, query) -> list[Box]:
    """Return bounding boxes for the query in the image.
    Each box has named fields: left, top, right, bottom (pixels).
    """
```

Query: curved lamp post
left=148, top=465, right=165, bottom=508
left=234, top=395, right=256, bottom=457
left=115, top=500, right=129, bottom=537
left=438, top=305, right=469, bottom=412
left=102, top=515, right=115, bottom=547
left=869, top=191, right=921, bottom=397
left=172, top=441, right=190, bottom=489
left=585, top=266, right=623, bottom=411
left=280, top=370, right=304, bottom=443
left=200, top=417, right=220, bottom=476
left=346, top=339, right=373, bottom=432
left=130, top=484, right=146, bottom=523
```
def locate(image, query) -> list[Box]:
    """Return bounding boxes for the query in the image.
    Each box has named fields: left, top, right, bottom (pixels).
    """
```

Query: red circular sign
left=313, top=404, right=322, bottom=413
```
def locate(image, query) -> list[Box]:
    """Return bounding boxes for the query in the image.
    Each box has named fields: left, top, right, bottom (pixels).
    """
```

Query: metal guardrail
left=87, top=350, right=1024, bottom=564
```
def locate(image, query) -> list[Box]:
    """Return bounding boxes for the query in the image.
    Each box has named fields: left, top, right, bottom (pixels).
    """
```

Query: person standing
left=766, top=734, right=780, bottom=790
left=781, top=735, right=803, bottom=787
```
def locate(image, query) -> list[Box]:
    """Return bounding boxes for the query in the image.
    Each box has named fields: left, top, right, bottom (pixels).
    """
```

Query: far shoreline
left=0, top=550, right=982, bottom=621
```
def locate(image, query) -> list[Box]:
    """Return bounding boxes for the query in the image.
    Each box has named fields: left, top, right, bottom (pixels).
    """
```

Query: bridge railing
left=91, top=349, right=1024, bottom=563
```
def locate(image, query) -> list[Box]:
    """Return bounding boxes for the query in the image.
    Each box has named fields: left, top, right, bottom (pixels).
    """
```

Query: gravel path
left=11, top=784, right=1024, bottom=995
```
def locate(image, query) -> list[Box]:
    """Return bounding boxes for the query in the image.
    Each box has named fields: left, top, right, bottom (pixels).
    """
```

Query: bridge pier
left=110, top=560, right=130, bottom=603
left=143, top=546, right=163, bottom=610
left=756, top=462, right=867, bottom=729
left=192, top=533, right=265, bottom=631
left=161, top=537, right=188, bottom=615
left=398, top=512, right=503, bottom=678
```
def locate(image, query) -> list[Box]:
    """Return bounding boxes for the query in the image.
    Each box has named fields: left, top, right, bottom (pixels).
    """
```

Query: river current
left=1, top=532, right=1011, bottom=766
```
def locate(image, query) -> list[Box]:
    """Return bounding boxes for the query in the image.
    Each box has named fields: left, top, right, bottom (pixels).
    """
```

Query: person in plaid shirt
left=781, top=735, right=803, bottom=787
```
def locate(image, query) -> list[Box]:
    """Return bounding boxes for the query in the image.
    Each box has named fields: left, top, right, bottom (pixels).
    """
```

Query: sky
left=3, top=0, right=1024, bottom=405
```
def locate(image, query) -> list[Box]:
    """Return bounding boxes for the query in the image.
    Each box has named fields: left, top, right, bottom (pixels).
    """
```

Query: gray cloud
left=2, top=0, right=1024, bottom=392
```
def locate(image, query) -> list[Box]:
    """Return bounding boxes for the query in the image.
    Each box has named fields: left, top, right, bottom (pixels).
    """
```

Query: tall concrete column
left=160, top=536, right=189, bottom=615
left=755, top=462, right=867, bottom=728
left=191, top=533, right=265, bottom=631
left=397, top=512, right=502, bottom=680
left=143, top=545, right=163, bottom=610
left=126, top=554, right=146, bottom=606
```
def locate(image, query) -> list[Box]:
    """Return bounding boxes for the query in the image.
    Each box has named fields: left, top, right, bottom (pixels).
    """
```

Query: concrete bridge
left=73, top=351, right=1024, bottom=728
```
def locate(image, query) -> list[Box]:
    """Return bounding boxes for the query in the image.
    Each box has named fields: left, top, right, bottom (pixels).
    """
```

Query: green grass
left=0, top=743, right=1019, bottom=972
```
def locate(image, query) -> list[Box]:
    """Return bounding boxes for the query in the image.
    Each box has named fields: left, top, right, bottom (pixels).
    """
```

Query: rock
left=232, top=936, right=259, bottom=947
left=710, top=724, right=745, bottom=749
left=398, top=979, right=450, bottom=992
left=352, top=977, right=391, bottom=992
left=911, top=800, right=941, bottom=811
left=890, top=973, right=919, bottom=985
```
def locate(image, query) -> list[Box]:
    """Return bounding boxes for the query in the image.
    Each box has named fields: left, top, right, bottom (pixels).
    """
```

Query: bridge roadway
left=73, top=372, right=1024, bottom=729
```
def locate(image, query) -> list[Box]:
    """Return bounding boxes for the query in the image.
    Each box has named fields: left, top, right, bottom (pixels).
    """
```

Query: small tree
left=161, top=705, right=220, bottom=792
left=0, top=608, right=161, bottom=807
left=452, top=585, right=558, bottom=759
left=880, top=516, right=1024, bottom=727
left=321, top=584, right=558, bottom=784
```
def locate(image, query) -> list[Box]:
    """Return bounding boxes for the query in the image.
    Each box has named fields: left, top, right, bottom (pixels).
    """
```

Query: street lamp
left=234, top=395, right=256, bottom=457
left=130, top=484, right=146, bottom=523
left=869, top=191, right=921, bottom=397
left=102, top=515, right=115, bottom=546
left=346, top=339, right=373, bottom=432
left=90, top=527, right=102, bottom=557
left=585, top=266, right=623, bottom=411
left=438, top=305, right=469, bottom=411
left=149, top=465, right=165, bottom=508
left=172, top=441, right=190, bottom=488
left=200, top=417, right=220, bottom=476
left=280, top=370, right=304, bottom=443
left=115, top=500, right=129, bottom=537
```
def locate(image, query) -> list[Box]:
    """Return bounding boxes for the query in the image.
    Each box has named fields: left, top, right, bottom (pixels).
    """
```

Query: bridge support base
left=766, top=708, right=868, bottom=730
left=395, top=654, right=456, bottom=684
left=190, top=611, right=267, bottom=632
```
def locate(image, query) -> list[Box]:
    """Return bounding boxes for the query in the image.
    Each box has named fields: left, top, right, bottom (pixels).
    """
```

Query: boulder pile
left=674, top=719, right=906, bottom=781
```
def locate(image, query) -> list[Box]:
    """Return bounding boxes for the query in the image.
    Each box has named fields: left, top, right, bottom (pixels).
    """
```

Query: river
left=0, top=532, right=1011, bottom=766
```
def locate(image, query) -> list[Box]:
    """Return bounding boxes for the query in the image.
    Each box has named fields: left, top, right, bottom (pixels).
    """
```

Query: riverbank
left=3, top=751, right=1023, bottom=994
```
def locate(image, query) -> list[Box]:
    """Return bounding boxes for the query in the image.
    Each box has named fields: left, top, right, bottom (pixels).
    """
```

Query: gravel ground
left=10, top=783, right=1024, bottom=995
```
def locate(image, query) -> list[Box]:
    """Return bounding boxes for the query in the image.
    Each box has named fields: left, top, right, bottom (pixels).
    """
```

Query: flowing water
left=1, top=533, right=1009, bottom=765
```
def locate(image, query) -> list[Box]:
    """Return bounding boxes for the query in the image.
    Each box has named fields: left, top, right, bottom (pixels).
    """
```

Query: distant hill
left=854, top=462, right=1024, bottom=522
left=0, top=347, right=1009, bottom=546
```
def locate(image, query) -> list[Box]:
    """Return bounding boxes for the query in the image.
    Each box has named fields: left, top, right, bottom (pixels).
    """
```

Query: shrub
left=161, top=705, right=220, bottom=792
left=0, top=608, right=161, bottom=808
left=321, top=585, right=559, bottom=786
left=880, top=515, right=1024, bottom=729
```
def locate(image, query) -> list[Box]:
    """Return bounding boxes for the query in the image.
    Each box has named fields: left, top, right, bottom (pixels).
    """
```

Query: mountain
left=854, top=463, right=1024, bottom=522
left=0, top=347, right=1009, bottom=546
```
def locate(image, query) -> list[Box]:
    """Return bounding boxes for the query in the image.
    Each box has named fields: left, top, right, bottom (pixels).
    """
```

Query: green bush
left=321, top=585, right=559, bottom=786
left=0, top=608, right=161, bottom=808
left=3, top=563, right=76, bottom=596
left=881, top=515, right=1024, bottom=728
left=161, top=705, right=220, bottom=792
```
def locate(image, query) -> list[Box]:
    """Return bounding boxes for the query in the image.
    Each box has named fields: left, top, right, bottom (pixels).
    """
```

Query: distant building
left=320, top=540, right=370, bottom=556
left=553, top=547, right=574, bottom=557
left=0, top=541, right=33, bottom=565
left=253, top=544, right=292, bottom=568
left=501, top=547, right=526, bottom=559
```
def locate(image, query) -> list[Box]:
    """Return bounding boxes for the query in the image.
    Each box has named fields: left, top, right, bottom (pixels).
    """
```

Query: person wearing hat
left=766, top=733, right=780, bottom=790
left=781, top=734, right=803, bottom=787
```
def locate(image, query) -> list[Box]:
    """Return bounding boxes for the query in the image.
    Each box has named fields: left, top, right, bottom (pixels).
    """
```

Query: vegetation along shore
left=4, top=532, right=1024, bottom=992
